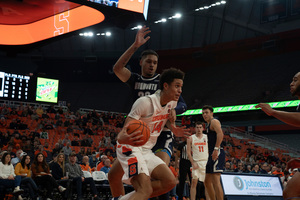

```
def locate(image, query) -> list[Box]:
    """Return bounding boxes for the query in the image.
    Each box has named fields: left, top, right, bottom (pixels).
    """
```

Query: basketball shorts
left=116, top=143, right=165, bottom=185
left=206, top=148, right=225, bottom=173
left=192, top=160, right=207, bottom=181
left=152, top=130, right=174, bottom=158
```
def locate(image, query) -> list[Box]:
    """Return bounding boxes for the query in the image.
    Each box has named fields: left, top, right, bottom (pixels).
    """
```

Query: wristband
left=214, top=147, right=219, bottom=150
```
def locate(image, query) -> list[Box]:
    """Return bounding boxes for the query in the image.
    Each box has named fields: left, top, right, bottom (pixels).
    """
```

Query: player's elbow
left=113, top=65, right=119, bottom=74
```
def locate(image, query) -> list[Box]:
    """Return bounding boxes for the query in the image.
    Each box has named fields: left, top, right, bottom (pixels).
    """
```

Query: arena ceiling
left=1, top=0, right=300, bottom=58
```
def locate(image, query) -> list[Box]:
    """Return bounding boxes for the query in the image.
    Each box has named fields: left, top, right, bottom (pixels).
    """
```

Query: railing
left=222, top=125, right=300, bottom=157
left=0, top=100, right=69, bottom=112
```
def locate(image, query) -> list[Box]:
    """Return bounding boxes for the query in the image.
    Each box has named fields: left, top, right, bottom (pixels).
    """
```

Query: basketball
left=127, top=119, right=150, bottom=147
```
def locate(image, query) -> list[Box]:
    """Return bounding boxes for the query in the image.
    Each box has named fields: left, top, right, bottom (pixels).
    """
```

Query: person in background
left=50, top=153, right=71, bottom=199
left=11, top=150, right=24, bottom=166
left=65, top=152, right=100, bottom=200
left=100, top=158, right=111, bottom=174
left=0, top=152, right=24, bottom=200
left=96, top=155, right=108, bottom=171
left=31, top=153, right=66, bottom=200
left=15, top=155, right=40, bottom=200
left=80, top=156, right=93, bottom=173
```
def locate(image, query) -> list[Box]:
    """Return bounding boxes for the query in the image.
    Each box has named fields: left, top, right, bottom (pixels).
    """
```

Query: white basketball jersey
left=128, top=90, right=177, bottom=150
left=191, top=134, right=209, bottom=161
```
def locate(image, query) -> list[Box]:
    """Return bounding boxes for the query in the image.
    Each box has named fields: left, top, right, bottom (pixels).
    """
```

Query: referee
left=176, top=138, right=192, bottom=200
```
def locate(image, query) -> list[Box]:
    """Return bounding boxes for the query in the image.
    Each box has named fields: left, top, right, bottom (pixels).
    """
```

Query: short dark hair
left=195, top=121, right=204, bottom=126
left=159, top=68, right=184, bottom=90
left=140, top=49, right=159, bottom=60
left=202, top=105, right=214, bottom=112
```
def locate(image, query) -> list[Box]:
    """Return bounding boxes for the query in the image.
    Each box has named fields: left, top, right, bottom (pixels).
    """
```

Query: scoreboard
left=0, top=70, right=59, bottom=104
left=0, top=71, right=31, bottom=101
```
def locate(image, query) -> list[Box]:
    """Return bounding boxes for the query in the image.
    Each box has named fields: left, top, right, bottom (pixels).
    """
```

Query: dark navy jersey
left=126, top=72, right=187, bottom=114
left=206, top=119, right=223, bottom=153
left=126, top=72, right=160, bottom=100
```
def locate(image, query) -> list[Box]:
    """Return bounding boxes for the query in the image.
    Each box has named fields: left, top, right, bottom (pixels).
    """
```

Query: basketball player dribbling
left=115, top=68, right=190, bottom=200
left=256, top=71, right=300, bottom=200
left=187, top=121, right=209, bottom=200
left=109, top=25, right=187, bottom=199
left=202, top=105, right=225, bottom=200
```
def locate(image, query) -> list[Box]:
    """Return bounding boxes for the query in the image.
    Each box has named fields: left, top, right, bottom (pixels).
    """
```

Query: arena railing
left=222, top=125, right=300, bottom=157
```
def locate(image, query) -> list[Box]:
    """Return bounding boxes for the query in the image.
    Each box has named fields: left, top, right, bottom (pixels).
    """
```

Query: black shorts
left=152, top=130, right=174, bottom=158
left=206, top=148, right=225, bottom=173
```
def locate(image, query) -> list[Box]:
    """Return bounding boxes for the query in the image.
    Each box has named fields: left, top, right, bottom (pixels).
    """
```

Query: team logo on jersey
left=128, top=157, right=138, bottom=177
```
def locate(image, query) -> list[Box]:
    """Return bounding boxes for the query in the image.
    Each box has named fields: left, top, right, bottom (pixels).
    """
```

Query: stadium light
left=106, top=32, right=111, bottom=36
left=174, top=13, right=182, bottom=18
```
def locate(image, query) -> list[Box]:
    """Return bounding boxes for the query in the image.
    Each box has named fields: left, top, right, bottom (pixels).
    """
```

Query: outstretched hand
left=134, top=26, right=151, bottom=47
left=170, top=124, right=191, bottom=138
left=255, top=103, right=274, bottom=116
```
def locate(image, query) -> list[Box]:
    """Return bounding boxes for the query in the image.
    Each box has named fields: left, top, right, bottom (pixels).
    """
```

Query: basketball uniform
left=126, top=72, right=186, bottom=157
left=205, top=119, right=225, bottom=173
left=117, top=90, right=177, bottom=184
left=191, top=134, right=208, bottom=181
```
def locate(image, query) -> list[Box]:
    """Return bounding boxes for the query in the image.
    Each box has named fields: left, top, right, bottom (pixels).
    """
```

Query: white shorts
left=192, top=160, right=207, bottom=182
left=116, top=143, right=165, bottom=185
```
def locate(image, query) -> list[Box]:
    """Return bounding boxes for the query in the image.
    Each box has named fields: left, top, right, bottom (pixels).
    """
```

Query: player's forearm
left=187, top=153, right=194, bottom=165
left=215, top=131, right=224, bottom=148
left=271, top=110, right=300, bottom=127
left=113, top=43, right=139, bottom=73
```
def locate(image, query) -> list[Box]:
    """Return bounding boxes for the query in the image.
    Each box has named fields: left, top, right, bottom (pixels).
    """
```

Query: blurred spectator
left=272, top=164, right=284, bottom=177
left=62, top=142, right=72, bottom=158
left=34, top=145, right=47, bottom=158
left=80, top=156, right=93, bottom=173
left=52, top=143, right=62, bottom=157
left=250, top=164, right=260, bottom=174
left=96, top=155, right=108, bottom=171
left=224, top=162, right=233, bottom=172
left=260, top=163, right=269, bottom=174
left=100, top=158, right=111, bottom=174
left=11, top=150, right=25, bottom=166
left=62, top=134, right=71, bottom=146
left=234, top=162, right=245, bottom=173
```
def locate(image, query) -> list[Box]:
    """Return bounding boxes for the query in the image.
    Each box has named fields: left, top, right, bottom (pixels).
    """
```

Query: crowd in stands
left=0, top=102, right=298, bottom=200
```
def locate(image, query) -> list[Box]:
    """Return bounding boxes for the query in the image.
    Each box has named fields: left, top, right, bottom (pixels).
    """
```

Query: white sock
left=119, top=191, right=135, bottom=200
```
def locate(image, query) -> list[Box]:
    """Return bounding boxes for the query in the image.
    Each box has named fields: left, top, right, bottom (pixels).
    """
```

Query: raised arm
left=256, top=103, right=300, bottom=127
left=113, top=26, right=151, bottom=82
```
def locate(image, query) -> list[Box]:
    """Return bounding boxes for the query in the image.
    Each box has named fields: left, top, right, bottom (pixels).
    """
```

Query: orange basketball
left=127, top=120, right=150, bottom=147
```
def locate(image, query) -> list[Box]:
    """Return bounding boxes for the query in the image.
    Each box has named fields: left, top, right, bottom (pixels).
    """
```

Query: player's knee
left=191, top=180, right=197, bottom=188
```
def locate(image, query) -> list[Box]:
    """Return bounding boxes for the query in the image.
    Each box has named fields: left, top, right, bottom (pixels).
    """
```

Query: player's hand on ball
left=171, top=124, right=191, bottom=138
left=117, top=129, right=143, bottom=146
